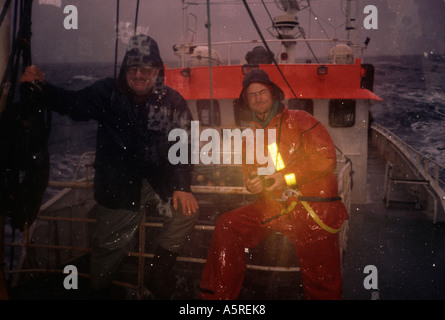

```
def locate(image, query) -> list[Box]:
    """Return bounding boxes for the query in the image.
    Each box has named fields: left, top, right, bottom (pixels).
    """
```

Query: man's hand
left=264, top=171, right=285, bottom=192
left=173, top=191, right=199, bottom=216
left=245, top=176, right=264, bottom=194
left=19, top=65, right=45, bottom=90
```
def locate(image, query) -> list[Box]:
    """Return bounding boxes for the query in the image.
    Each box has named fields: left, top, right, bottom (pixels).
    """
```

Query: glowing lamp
left=268, top=143, right=285, bottom=171
left=284, top=173, right=297, bottom=187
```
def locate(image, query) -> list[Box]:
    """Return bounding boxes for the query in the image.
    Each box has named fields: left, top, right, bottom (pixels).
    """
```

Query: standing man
left=199, top=69, right=348, bottom=300
left=20, top=35, right=199, bottom=299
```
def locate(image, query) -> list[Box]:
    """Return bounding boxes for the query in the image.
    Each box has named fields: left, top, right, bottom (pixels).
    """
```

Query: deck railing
left=173, top=37, right=365, bottom=67
left=372, top=123, right=445, bottom=189
left=371, top=123, right=445, bottom=222
left=4, top=149, right=353, bottom=298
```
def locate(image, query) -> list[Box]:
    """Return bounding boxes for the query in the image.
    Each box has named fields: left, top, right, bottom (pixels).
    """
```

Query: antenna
left=268, top=0, right=304, bottom=63
left=274, top=0, right=300, bottom=12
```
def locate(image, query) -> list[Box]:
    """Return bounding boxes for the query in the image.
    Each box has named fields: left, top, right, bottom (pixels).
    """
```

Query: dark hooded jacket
left=238, top=68, right=286, bottom=127
left=43, top=35, right=193, bottom=210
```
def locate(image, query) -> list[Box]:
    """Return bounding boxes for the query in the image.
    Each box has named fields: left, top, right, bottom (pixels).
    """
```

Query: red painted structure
left=165, top=58, right=381, bottom=102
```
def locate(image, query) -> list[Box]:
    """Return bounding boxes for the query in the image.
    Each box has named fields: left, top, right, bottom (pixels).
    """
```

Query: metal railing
left=372, top=123, right=445, bottom=189
left=5, top=148, right=351, bottom=294
left=372, top=122, right=445, bottom=222
left=174, top=37, right=364, bottom=67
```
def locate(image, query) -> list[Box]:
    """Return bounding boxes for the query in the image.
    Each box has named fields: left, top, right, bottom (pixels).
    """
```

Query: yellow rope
left=299, top=200, right=341, bottom=234
left=284, top=196, right=341, bottom=234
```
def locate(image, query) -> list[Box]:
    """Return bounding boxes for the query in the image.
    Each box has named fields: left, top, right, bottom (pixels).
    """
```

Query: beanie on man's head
left=117, top=34, right=165, bottom=94
left=125, top=35, right=163, bottom=68
left=239, top=69, right=284, bottom=105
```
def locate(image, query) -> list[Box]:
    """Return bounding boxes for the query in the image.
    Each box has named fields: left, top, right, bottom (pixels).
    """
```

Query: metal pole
left=206, top=0, right=214, bottom=126
left=114, top=0, right=120, bottom=79
left=134, top=0, right=139, bottom=34
left=181, top=0, right=186, bottom=68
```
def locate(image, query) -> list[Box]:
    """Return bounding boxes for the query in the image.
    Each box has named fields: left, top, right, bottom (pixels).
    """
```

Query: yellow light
left=284, top=173, right=297, bottom=186
left=268, top=143, right=285, bottom=171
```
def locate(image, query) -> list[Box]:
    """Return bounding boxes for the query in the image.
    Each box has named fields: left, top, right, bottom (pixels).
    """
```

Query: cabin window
left=287, top=99, right=314, bottom=115
left=233, top=98, right=252, bottom=127
left=197, top=100, right=221, bottom=126
left=328, top=99, right=356, bottom=127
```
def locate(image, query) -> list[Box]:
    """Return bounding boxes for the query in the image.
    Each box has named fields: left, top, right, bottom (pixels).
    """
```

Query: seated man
left=199, top=69, right=348, bottom=300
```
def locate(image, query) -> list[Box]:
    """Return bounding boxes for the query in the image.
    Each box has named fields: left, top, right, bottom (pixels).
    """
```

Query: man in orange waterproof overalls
left=199, top=69, right=349, bottom=300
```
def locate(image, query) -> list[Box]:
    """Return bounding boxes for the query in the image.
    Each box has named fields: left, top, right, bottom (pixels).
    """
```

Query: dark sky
left=27, top=0, right=445, bottom=65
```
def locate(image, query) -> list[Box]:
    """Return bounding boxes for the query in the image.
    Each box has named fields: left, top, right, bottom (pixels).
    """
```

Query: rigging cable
left=1, top=0, right=33, bottom=102
left=0, top=0, right=12, bottom=28
left=113, top=0, right=141, bottom=78
left=241, top=0, right=298, bottom=99
left=307, top=1, right=335, bottom=48
left=206, top=0, right=215, bottom=126
left=134, top=0, right=140, bottom=34
left=114, top=0, right=120, bottom=79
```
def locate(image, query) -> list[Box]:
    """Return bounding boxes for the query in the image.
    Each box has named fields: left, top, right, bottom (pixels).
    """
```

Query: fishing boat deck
left=342, top=143, right=445, bottom=300
left=4, top=141, right=445, bottom=300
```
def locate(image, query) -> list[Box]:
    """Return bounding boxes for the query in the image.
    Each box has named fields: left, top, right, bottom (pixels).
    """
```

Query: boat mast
left=206, top=0, right=214, bottom=126
left=345, top=0, right=359, bottom=59
left=181, top=0, right=186, bottom=68
left=269, top=0, right=302, bottom=64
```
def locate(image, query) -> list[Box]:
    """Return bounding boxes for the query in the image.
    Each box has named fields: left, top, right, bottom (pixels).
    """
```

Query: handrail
left=372, top=123, right=445, bottom=189
left=174, top=37, right=355, bottom=66
left=372, top=122, right=445, bottom=223
left=5, top=143, right=353, bottom=297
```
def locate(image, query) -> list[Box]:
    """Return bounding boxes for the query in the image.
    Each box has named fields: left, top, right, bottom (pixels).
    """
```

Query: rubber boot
left=146, top=246, right=178, bottom=299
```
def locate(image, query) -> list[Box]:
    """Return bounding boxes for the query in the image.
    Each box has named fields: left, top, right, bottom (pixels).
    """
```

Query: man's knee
left=156, top=206, right=200, bottom=253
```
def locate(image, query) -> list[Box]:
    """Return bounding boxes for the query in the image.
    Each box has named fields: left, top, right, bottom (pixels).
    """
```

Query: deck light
left=317, top=65, right=328, bottom=75
left=280, top=52, right=289, bottom=61
left=180, top=67, right=191, bottom=78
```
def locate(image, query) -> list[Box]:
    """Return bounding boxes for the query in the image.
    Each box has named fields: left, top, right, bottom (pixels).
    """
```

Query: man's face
left=245, top=82, right=274, bottom=120
left=126, top=66, right=160, bottom=95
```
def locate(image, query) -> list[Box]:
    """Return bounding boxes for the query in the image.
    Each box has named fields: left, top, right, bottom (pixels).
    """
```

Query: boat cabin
left=164, top=45, right=381, bottom=205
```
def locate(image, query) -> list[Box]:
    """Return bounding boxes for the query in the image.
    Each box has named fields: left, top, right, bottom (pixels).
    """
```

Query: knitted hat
left=239, top=69, right=284, bottom=105
left=124, top=34, right=163, bottom=68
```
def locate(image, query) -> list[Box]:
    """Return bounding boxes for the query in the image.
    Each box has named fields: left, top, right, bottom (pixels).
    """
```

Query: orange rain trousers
left=199, top=196, right=343, bottom=300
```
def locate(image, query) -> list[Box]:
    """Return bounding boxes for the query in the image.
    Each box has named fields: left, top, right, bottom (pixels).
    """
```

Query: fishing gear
left=261, top=188, right=342, bottom=234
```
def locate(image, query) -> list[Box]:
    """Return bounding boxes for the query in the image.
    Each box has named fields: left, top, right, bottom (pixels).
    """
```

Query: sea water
left=369, top=54, right=445, bottom=164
